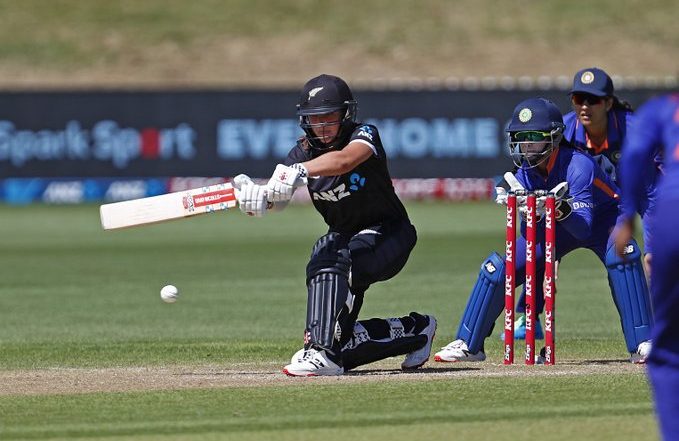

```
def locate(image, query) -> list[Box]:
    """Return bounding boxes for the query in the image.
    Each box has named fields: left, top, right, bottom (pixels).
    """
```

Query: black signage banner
left=0, top=89, right=666, bottom=178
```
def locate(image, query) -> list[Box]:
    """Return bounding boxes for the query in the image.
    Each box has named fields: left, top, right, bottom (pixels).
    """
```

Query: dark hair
left=611, top=95, right=633, bottom=112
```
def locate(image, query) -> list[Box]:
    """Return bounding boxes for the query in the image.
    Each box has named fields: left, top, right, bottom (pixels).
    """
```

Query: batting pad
left=457, top=252, right=506, bottom=353
left=606, top=240, right=653, bottom=352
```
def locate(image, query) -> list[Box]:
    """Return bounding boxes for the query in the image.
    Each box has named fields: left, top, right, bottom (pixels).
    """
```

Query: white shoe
left=290, top=348, right=305, bottom=364
left=434, top=339, right=487, bottom=363
left=401, top=315, right=437, bottom=370
left=631, top=340, right=652, bottom=364
left=283, top=348, right=344, bottom=377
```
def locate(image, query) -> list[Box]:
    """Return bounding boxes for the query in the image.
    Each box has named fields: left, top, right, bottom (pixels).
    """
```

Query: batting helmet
left=506, top=98, right=565, bottom=168
left=297, top=74, right=358, bottom=151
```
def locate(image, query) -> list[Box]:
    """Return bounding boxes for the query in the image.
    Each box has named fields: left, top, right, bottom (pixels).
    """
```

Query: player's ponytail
left=611, top=95, right=634, bottom=112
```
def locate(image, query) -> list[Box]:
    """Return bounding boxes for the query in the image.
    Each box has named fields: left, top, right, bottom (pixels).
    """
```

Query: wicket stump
left=504, top=190, right=556, bottom=365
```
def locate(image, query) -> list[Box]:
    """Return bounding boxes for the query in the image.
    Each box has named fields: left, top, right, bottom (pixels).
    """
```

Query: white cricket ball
left=160, top=285, right=179, bottom=303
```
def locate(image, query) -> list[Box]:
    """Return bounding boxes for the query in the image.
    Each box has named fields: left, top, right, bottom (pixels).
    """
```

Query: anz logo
left=357, top=125, right=374, bottom=141
left=312, top=173, right=367, bottom=202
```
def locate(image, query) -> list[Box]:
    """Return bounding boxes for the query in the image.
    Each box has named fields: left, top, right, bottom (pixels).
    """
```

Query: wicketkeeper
left=234, top=74, right=436, bottom=376
left=435, top=98, right=653, bottom=364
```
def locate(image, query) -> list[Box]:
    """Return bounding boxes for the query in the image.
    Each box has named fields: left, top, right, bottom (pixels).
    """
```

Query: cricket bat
left=100, top=183, right=238, bottom=230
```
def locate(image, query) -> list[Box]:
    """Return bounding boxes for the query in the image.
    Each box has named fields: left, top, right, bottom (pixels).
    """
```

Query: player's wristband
left=291, top=163, right=309, bottom=179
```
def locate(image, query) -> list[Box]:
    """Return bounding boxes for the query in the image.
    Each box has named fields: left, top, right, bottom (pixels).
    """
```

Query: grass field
left=0, top=1, right=676, bottom=87
left=0, top=201, right=657, bottom=440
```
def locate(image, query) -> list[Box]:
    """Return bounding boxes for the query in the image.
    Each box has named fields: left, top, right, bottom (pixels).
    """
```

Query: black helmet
left=297, top=74, right=357, bottom=150
left=506, top=98, right=565, bottom=169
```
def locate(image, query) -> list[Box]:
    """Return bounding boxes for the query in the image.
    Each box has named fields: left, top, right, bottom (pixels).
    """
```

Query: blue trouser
left=514, top=211, right=614, bottom=314
left=646, top=198, right=679, bottom=441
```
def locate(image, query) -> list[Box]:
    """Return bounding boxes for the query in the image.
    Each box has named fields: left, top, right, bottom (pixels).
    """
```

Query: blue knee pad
left=606, top=240, right=653, bottom=353
left=457, top=252, right=505, bottom=353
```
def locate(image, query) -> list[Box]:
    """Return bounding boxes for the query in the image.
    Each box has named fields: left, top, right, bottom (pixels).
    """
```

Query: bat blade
left=100, top=183, right=237, bottom=230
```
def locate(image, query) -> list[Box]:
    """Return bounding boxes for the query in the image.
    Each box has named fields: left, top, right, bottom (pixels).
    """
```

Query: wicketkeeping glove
left=496, top=171, right=526, bottom=206
left=524, top=181, right=570, bottom=220
left=266, top=163, right=308, bottom=203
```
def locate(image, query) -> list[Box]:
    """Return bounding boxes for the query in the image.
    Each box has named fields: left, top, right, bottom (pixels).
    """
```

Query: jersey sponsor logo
left=312, top=183, right=352, bottom=202
left=349, top=173, right=366, bottom=191
left=572, top=201, right=594, bottom=210
left=357, top=126, right=374, bottom=141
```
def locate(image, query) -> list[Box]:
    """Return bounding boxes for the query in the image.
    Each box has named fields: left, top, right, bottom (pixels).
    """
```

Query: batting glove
left=233, top=174, right=268, bottom=217
left=266, top=163, right=308, bottom=203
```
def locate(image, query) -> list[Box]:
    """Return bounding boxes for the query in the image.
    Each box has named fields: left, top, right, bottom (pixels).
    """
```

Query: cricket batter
left=235, top=74, right=436, bottom=376
left=614, top=94, right=679, bottom=441
left=435, top=98, right=653, bottom=363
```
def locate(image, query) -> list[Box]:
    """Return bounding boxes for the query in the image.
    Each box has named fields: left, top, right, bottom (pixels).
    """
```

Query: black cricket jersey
left=284, top=124, right=409, bottom=235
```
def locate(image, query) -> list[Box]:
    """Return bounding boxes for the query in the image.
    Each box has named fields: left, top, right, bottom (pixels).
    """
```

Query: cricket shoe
left=283, top=348, right=344, bottom=377
left=401, top=314, right=437, bottom=370
left=630, top=340, right=652, bottom=364
left=290, top=348, right=305, bottom=364
left=434, top=339, right=486, bottom=363
left=500, top=314, right=544, bottom=341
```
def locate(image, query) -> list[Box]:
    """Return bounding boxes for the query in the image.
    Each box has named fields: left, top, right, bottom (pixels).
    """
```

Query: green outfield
left=0, top=202, right=656, bottom=440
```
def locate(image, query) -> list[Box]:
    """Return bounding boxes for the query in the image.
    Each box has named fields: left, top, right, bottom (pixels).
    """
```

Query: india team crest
left=580, top=71, right=595, bottom=84
left=519, top=108, right=532, bottom=123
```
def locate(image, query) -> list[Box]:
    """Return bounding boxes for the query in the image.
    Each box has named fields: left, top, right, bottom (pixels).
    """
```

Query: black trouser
left=305, top=219, right=417, bottom=359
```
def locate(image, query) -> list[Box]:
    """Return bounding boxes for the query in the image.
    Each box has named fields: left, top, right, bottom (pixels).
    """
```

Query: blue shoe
left=500, top=315, right=544, bottom=340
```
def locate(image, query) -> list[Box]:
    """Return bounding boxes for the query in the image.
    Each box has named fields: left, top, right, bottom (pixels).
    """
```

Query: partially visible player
left=235, top=74, right=436, bottom=376
left=512, top=68, right=658, bottom=339
left=614, top=94, right=679, bottom=441
left=565, top=67, right=658, bottom=270
left=435, top=97, right=653, bottom=364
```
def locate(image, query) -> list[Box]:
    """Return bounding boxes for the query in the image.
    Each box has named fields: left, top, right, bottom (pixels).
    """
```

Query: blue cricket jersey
left=515, top=145, right=619, bottom=241
left=620, top=94, right=679, bottom=217
left=619, top=94, right=679, bottom=441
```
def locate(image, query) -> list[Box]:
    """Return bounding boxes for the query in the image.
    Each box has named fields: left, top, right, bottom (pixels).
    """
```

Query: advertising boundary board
left=0, top=88, right=668, bottom=178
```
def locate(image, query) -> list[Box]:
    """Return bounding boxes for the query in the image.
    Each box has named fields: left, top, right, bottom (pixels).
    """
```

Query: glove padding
left=266, top=164, right=308, bottom=203
left=521, top=181, right=570, bottom=220
left=495, top=172, right=569, bottom=221
left=495, top=172, right=527, bottom=206
left=233, top=174, right=268, bottom=217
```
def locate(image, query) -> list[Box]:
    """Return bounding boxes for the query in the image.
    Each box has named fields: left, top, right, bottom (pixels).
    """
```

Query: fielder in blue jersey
left=614, top=94, right=679, bottom=441
left=513, top=68, right=659, bottom=339
left=435, top=97, right=653, bottom=364
left=564, top=67, right=659, bottom=266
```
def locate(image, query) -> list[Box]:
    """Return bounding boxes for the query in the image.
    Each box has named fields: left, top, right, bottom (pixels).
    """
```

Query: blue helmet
left=506, top=98, right=565, bottom=168
left=297, top=74, right=358, bottom=151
